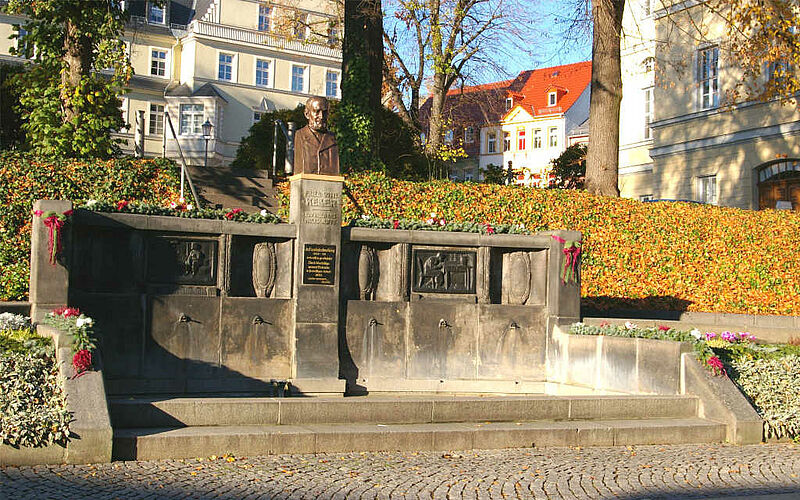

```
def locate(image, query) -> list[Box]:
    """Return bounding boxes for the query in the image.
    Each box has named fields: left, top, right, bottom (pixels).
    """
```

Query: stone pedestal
left=289, top=174, right=345, bottom=392
left=30, top=200, right=73, bottom=322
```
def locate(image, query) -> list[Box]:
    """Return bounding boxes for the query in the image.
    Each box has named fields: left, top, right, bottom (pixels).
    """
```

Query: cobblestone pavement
left=1, top=443, right=798, bottom=499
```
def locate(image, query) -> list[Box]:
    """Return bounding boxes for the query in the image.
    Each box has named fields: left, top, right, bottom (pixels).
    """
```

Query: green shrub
left=728, top=356, right=800, bottom=439
left=0, top=331, right=70, bottom=447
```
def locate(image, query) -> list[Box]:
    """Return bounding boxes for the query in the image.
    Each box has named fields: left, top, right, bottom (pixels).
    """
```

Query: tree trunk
left=585, top=0, right=625, bottom=197
left=342, top=0, right=383, bottom=166
left=60, top=18, right=89, bottom=125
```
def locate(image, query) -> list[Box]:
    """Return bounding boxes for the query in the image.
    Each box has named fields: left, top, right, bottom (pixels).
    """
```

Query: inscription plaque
left=412, top=249, right=476, bottom=294
left=303, top=244, right=336, bottom=285
left=147, top=237, right=217, bottom=285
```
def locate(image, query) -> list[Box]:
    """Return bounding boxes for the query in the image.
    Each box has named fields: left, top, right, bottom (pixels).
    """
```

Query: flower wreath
left=33, top=209, right=73, bottom=265
left=551, top=235, right=581, bottom=284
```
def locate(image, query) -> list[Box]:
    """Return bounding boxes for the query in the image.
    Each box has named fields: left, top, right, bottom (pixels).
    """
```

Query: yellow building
left=619, top=0, right=800, bottom=210
left=0, top=0, right=342, bottom=166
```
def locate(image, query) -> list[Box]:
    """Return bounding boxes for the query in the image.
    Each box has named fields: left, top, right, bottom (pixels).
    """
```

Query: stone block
left=407, top=301, right=478, bottom=380
left=344, top=301, right=408, bottom=382
left=563, top=334, right=598, bottom=388
left=278, top=399, right=432, bottom=425
left=598, top=336, right=637, bottom=393
left=294, top=323, right=339, bottom=379
left=636, top=338, right=688, bottom=394
left=476, top=304, right=547, bottom=380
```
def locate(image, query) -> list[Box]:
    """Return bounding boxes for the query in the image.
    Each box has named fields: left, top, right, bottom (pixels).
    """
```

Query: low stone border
left=547, top=324, right=764, bottom=444
left=582, top=311, right=799, bottom=344
left=0, top=325, right=112, bottom=466
left=0, top=301, right=31, bottom=316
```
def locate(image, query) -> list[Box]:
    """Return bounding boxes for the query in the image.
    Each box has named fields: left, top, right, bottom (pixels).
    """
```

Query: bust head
left=304, top=96, right=329, bottom=133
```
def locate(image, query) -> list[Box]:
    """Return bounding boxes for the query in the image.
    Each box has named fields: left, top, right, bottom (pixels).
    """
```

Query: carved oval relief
left=506, top=251, right=531, bottom=305
left=252, top=242, right=276, bottom=298
left=358, top=245, right=379, bottom=300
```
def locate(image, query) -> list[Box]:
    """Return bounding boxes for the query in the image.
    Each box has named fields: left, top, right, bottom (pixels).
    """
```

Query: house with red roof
left=482, top=61, right=592, bottom=186
left=420, top=61, right=592, bottom=184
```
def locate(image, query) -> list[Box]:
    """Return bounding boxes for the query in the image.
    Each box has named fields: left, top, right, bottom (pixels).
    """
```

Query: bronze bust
left=293, top=96, right=339, bottom=175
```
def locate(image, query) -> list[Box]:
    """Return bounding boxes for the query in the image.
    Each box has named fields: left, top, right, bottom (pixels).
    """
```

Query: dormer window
left=548, top=91, right=557, bottom=106
left=505, top=97, right=513, bottom=111
left=148, top=2, right=165, bottom=24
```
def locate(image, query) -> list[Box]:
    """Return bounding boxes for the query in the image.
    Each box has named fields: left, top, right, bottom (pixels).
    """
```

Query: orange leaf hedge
left=340, top=172, right=800, bottom=316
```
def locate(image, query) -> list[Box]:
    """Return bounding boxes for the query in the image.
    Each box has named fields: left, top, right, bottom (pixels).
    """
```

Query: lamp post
left=202, top=119, right=213, bottom=167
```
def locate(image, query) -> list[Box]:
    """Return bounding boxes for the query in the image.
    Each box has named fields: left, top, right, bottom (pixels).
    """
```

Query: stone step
left=109, top=395, right=699, bottom=429
left=112, top=418, right=726, bottom=461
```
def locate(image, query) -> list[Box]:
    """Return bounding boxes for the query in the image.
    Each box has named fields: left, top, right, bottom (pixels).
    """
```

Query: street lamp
left=202, top=119, right=213, bottom=167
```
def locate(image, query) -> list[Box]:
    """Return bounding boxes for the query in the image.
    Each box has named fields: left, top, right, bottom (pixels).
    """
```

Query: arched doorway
left=757, top=159, right=800, bottom=211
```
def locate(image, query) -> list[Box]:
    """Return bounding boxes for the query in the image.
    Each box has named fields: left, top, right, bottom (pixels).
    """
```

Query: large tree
left=7, top=0, right=131, bottom=158
left=584, top=0, right=624, bottom=196
left=382, top=0, right=539, bottom=156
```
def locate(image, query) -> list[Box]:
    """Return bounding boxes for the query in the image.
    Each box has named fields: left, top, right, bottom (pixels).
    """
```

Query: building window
left=148, top=3, right=165, bottom=24
left=503, top=131, right=511, bottom=152
left=505, top=97, right=513, bottom=111
left=179, top=103, right=204, bottom=135
left=548, top=92, right=557, bottom=106
left=16, top=27, right=30, bottom=57
left=465, top=170, right=474, bottom=181
left=639, top=194, right=654, bottom=201
left=258, top=5, right=272, bottom=32
left=253, top=111, right=263, bottom=124
left=644, top=87, right=654, bottom=140
left=642, top=56, right=655, bottom=73
left=218, top=53, right=234, bottom=81
left=327, top=24, right=340, bottom=46
left=326, top=71, right=339, bottom=98
left=444, top=129, right=454, bottom=144
left=487, top=131, right=497, bottom=153
left=150, top=49, right=167, bottom=77
left=697, top=175, right=717, bottom=205
left=255, top=59, right=271, bottom=87
left=293, top=13, right=308, bottom=40
left=148, top=103, right=164, bottom=135
left=548, top=127, right=558, bottom=148
left=291, top=65, right=306, bottom=93
left=517, top=129, right=526, bottom=150
left=533, top=128, right=542, bottom=149
left=698, top=46, right=719, bottom=109
left=464, top=126, right=475, bottom=144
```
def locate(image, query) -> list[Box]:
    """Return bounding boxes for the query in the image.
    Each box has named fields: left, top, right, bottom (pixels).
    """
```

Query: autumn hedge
left=0, top=153, right=181, bottom=300
left=338, top=172, right=800, bottom=316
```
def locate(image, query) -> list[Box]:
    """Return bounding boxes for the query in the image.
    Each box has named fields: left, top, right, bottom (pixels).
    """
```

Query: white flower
left=439, top=219, right=446, bottom=226
left=179, top=196, right=185, bottom=204
left=76, top=316, right=94, bottom=328
left=86, top=199, right=97, bottom=207
left=430, top=212, right=437, bottom=218
left=260, top=209, right=268, bottom=217
left=170, top=202, right=177, bottom=208
left=689, top=328, right=702, bottom=339
left=186, top=204, right=194, bottom=210
left=624, top=321, right=638, bottom=330
left=361, top=214, right=370, bottom=220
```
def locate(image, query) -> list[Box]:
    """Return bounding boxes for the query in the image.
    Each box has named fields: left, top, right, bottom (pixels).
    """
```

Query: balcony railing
left=535, top=106, right=563, bottom=115
left=189, top=20, right=342, bottom=59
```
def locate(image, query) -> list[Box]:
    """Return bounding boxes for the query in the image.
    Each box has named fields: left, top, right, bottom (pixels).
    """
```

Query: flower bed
left=338, top=172, right=800, bottom=315
left=570, top=322, right=800, bottom=440
left=0, top=314, right=70, bottom=448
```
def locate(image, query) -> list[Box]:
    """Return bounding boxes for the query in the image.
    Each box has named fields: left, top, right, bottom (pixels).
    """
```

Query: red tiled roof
left=510, top=61, right=592, bottom=118
left=445, top=79, right=515, bottom=96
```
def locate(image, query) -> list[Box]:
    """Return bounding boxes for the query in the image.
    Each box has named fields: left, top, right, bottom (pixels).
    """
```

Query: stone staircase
left=109, top=394, right=726, bottom=461
left=186, top=166, right=281, bottom=214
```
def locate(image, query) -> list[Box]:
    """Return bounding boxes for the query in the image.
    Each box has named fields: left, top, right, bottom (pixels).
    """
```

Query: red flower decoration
left=116, top=200, right=129, bottom=211
left=73, top=349, right=92, bottom=375
left=658, top=325, right=670, bottom=331
left=52, top=306, right=81, bottom=318
left=392, top=219, right=399, bottom=229
left=485, top=223, right=495, bottom=234
left=707, top=356, right=726, bottom=377
left=225, top=208, right=244, bottom=220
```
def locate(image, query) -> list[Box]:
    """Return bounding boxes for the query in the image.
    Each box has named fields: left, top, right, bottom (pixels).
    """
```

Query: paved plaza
left=1, top=443, right=798, bottom=499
